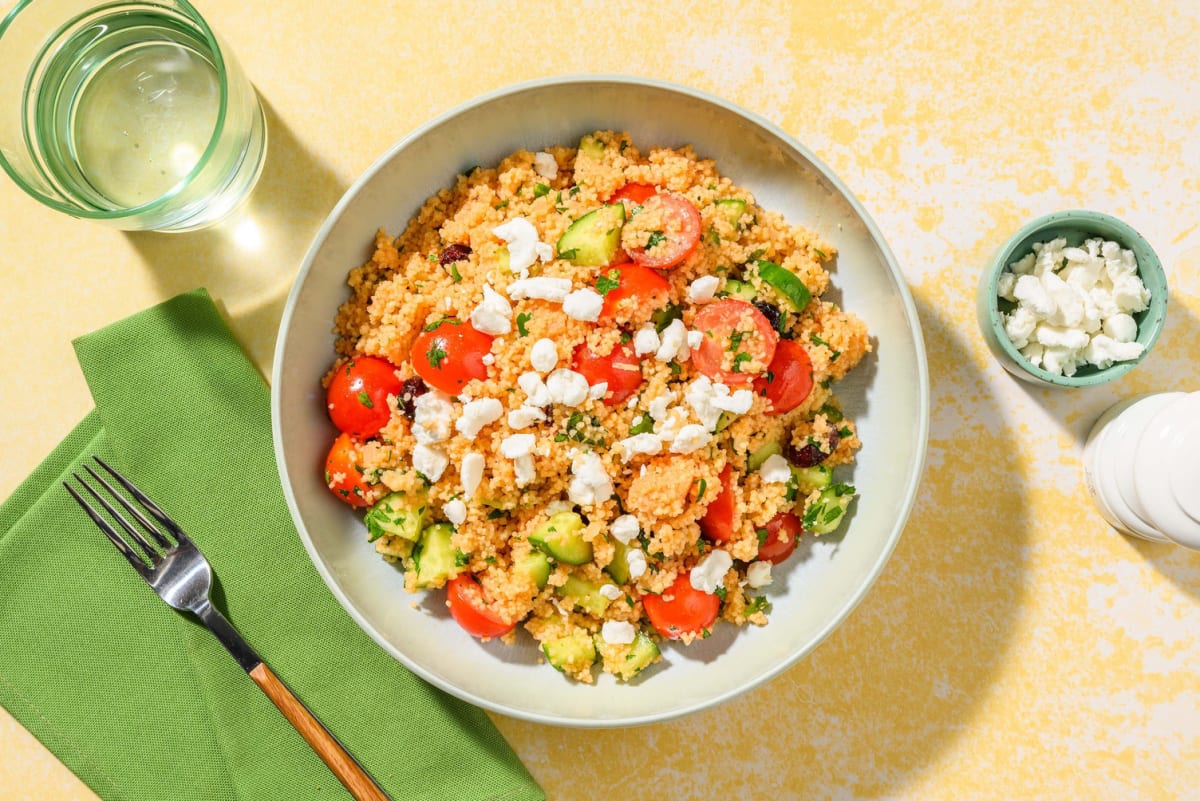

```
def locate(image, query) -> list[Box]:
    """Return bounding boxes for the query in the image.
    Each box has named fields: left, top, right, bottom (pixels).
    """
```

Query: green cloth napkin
left=0, top=289, right=543, bottom=801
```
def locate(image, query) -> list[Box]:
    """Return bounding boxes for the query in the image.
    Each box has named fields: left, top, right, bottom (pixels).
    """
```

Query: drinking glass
left=0, top=0, right=266, bottom=231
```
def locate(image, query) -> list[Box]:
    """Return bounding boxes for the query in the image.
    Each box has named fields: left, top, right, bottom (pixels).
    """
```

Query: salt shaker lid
left=1132, top=392, right=1200, bottom=549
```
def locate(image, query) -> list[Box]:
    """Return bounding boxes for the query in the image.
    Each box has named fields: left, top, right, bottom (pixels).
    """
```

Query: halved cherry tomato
left=690, top=300, right=780, bottom=385
left=753, top=339, right=815, bottom=415
left=699, top=464, right=737, bottom=543
left=757, top=511, right=803, bottom=564
left=598, top=262, right=670, bottom=323
left=572, top=341, right=643, bottom=405
left=609, top=182, right=657, bottom=209
left=446, top=574, right=515, bottom=638
left=642, top=572, right=721, bottom=640
left=324, top=432, right=382, bottom=508
left=326, top=356, right=402, bottom=438
left=626, top=194, right=702, bottom=270
left=410, top=320, right=493, bottom=395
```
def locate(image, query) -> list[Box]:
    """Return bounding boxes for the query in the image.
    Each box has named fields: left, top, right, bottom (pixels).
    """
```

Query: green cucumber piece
left=620, top=631, right=660, bottom=678
left=722, top=278, right=758, bottom=302
left=747, top=440, right=783, bottom=471
left=413, top=523, right=461, bottom=588
left=604, top=538, right=631, bottom=585
left=756, top=260, right=811, bottom=312
left=556, top=575, right=612, bottom=617
left=363, top=491, right=427, bottom=543
left=714, top=198, right=747, bottom=227
left=556, top=204, right=626, bottom=266
left=542, top=630, right=597, bottom=674
left=530, top=511, right=593, bottom=565
left=516, top=550, right=551, bottom=590
left=577, top=134, right=606, bottom=159
left=802, top=483, right=856, bottom=535
left=793, top=464, right=833, bottom=493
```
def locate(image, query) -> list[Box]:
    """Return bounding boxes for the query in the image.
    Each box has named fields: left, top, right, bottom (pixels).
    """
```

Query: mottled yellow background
left=2, top=1, right=1199, bottom=799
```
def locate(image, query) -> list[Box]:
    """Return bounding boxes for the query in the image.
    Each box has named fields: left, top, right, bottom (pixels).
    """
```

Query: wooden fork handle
left=249, top=663, right=390, bottom=801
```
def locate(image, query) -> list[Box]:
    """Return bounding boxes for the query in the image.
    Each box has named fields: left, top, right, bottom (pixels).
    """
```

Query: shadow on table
left=493, top=289, right=1037, bottom=799
left=126, top=97, right=347, bottom=373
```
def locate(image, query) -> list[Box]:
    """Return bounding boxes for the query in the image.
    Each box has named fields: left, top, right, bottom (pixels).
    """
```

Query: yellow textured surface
left=2, top=1, right=1199, bottom=799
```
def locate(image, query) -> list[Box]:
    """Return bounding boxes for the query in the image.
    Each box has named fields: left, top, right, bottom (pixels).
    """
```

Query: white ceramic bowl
left=272, top=76, right=929, bottom=727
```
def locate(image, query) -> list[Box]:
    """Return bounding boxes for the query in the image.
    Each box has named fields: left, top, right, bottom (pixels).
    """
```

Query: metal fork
left=64, top=456, right=389, bottom=801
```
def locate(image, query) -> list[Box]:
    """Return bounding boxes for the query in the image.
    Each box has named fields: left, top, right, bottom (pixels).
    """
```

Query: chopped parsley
left=696, top=477, right=707, bottom=502
left=645, top=230, right=666, bottom=249
left=356, top=391, right=374, bottom=408
left=516, top=311, right=532, bottom=337
left=731, top=352, right=752, bottom=372
left=595, top=269, right=621, bottom=296
left=629, top=415, right=655, bottom=435
left=533, top=182, right=550, bottom=198
left=714, top=586, right=727, bottom=601
left=493, top=199, right=509, bottom=209
left=745, top=596, right=770, bottom=615
left=454, top=549, right=470, bottom=567
left=426, top=342, right=448, bottom=369
left=448, top=263, right=462, bottom=283
left=487, top=509, right=507, bottom=520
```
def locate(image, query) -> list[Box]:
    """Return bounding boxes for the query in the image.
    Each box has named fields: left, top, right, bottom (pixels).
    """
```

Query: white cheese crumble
left=598, top=584, right=622, bottom=601
left=469, top=284, right=512, bottom=335
left=529, top=338, right=559, bottom=372
left=455, top=397, right=503, bottom=440
left=999, top=237, right=1148, bottom=375
left=633, top=324, right=661, bottom=356
left=588, top=381, right=608, bottom=401
left=481, top=353, right=495, bottom=366
left=615, top=432, right=663, bottom=462
left=758, top=453, right=792, bottom=483
left=686, top=329, right=704, bottom=350
left=507, top=406, right=546, bottom=429
left=533, top=151, right=558, bottom=179
left=413, top=443, right=449, bottom=483
left=443, top=499, right=467, bottom=526
left=669, top=424, right=712, bottom=454
left=746, top=561, right=773, bottom=589
left=506, top=276, right=571, bottom=302
left=517, top=371, right=553, bottom=407
left=568, top=451, right=613, bottom=506
left=647, top=390, right=676, bottom=422
left=690, top=549, right=732, bottom=594
left=609, top=514, right=640, bottom=544
left=492, top=218, right=553, bottom=277
left=411, top=390, right=454, bottom=444
left=655, top=318, right=690, bottom=362
left=626, top=548, right=648, bottom=579
left=500, top=433, right=537, bottom=488
left=601, top=620, right=636, bottom=645
left=687, top=275, right=720, bottom=304
left=513, top=456, right=536, bottom=487
left=460, top=452, right=484, bottom=499
left=562, top=288, right=604, bottom=322
left=545, top=368, right=590, bottom=407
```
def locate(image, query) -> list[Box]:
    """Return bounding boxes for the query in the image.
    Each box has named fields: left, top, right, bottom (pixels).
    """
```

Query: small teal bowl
left=977, top=210, right=1168, bottom=388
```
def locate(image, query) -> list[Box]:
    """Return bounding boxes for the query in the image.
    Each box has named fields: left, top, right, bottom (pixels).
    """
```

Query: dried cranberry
left=788, top=428, right=840, bottom=467
left=397, top=376, right=428, bottom=419
left=439, top=243, right=472, bottom=266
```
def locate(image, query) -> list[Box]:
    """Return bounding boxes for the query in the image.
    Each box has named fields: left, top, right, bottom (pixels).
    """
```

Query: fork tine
left=63, top=480, right=150, bottom=576
left=82, top=462, right=173, bottom=549
left=73, top=469, right=163, bottom=562
left=92, top=457, right=190, bottom=544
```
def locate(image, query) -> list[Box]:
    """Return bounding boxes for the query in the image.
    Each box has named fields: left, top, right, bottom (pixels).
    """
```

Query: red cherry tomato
left=752, top=339, right=815, bottom=415
left=627, top=194, right=702, bottom=270
left=446, top=574, right=516, bottom=638
left=757, top=512, right=803, bottom=564
left=572, top=341, right=643, bottom=405
left=410, top=320, right=493, bottom=395
left=699, top=464, right=737, bottom=543
left=324, top=432, right=382, bottom=508
left=598, top=262, right=671, bottom=323
left=326, top=356, right=402, bottom=438
left=609, top=182, right=657, bottom=210
left=690, top=300, right=780, bottom=385
left=642, top=572, right=721, bottom=640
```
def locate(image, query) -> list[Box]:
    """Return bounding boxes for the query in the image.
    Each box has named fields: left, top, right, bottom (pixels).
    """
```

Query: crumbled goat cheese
left=690, top=550, right=732, bottom=594
left=533, top=151, right=558, bottom=179
left=413, top=444, right=449, bottom=483
left=609, top=514, right=640, bottom=544
left=746, top=561, right=773, bottom=589
left=634, top=324, right=661, bottom=356
left=455, top=398, right=503, bottom=440
left=626, top=548, right=648, bottom=579
left=492, top=218, right=553, bottom=277
left=518, top=371, right=553, bottom=407
left=615, top=432, right=663, bottom=462
left=481, top=353, right=495, bottom=365
left=460, top=452, right=484, bottom=499
left=499, top=433, right=536, bottom=459
left=443, top=499, right=467, bottom=526
left=655, top=318, right=690, bottom=362
left=601, top=620, right=636, bottom=645
left=669, top=424, right=712, bottom=454
left=687, top=329, right=704, bottom=350
left=411, top=391, right=454, bottom=444
left=598, top=584, right=622, bottom=601
left=758, top=453, right=792, bottom=483
left=469, top=284, right=512, bottom=335
left=687, top=275, right=720, bottom=304
left=507, top=406, right=546, bottom=429
left=529, top=338, right=559, bottom=372
left=506, top=276, right=571, bottom=302
left=562, top=288, right=604, bottom=322
left=545, top=368, right=590, bottom=407
left=588, top=381, right=608, bottom=401
left=647, top=390, right=676, bottom=422
left=568, top=451, right=613, bottom=506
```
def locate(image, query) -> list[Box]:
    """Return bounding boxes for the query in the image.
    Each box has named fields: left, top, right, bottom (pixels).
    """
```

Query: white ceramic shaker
left=1082, top=391, right=1200, bottom=549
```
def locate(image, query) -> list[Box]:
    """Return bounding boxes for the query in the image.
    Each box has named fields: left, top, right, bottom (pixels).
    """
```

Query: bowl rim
left=271, top=73, right=930, bottom=726
left=982, top=208, right=1168, bottom=387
